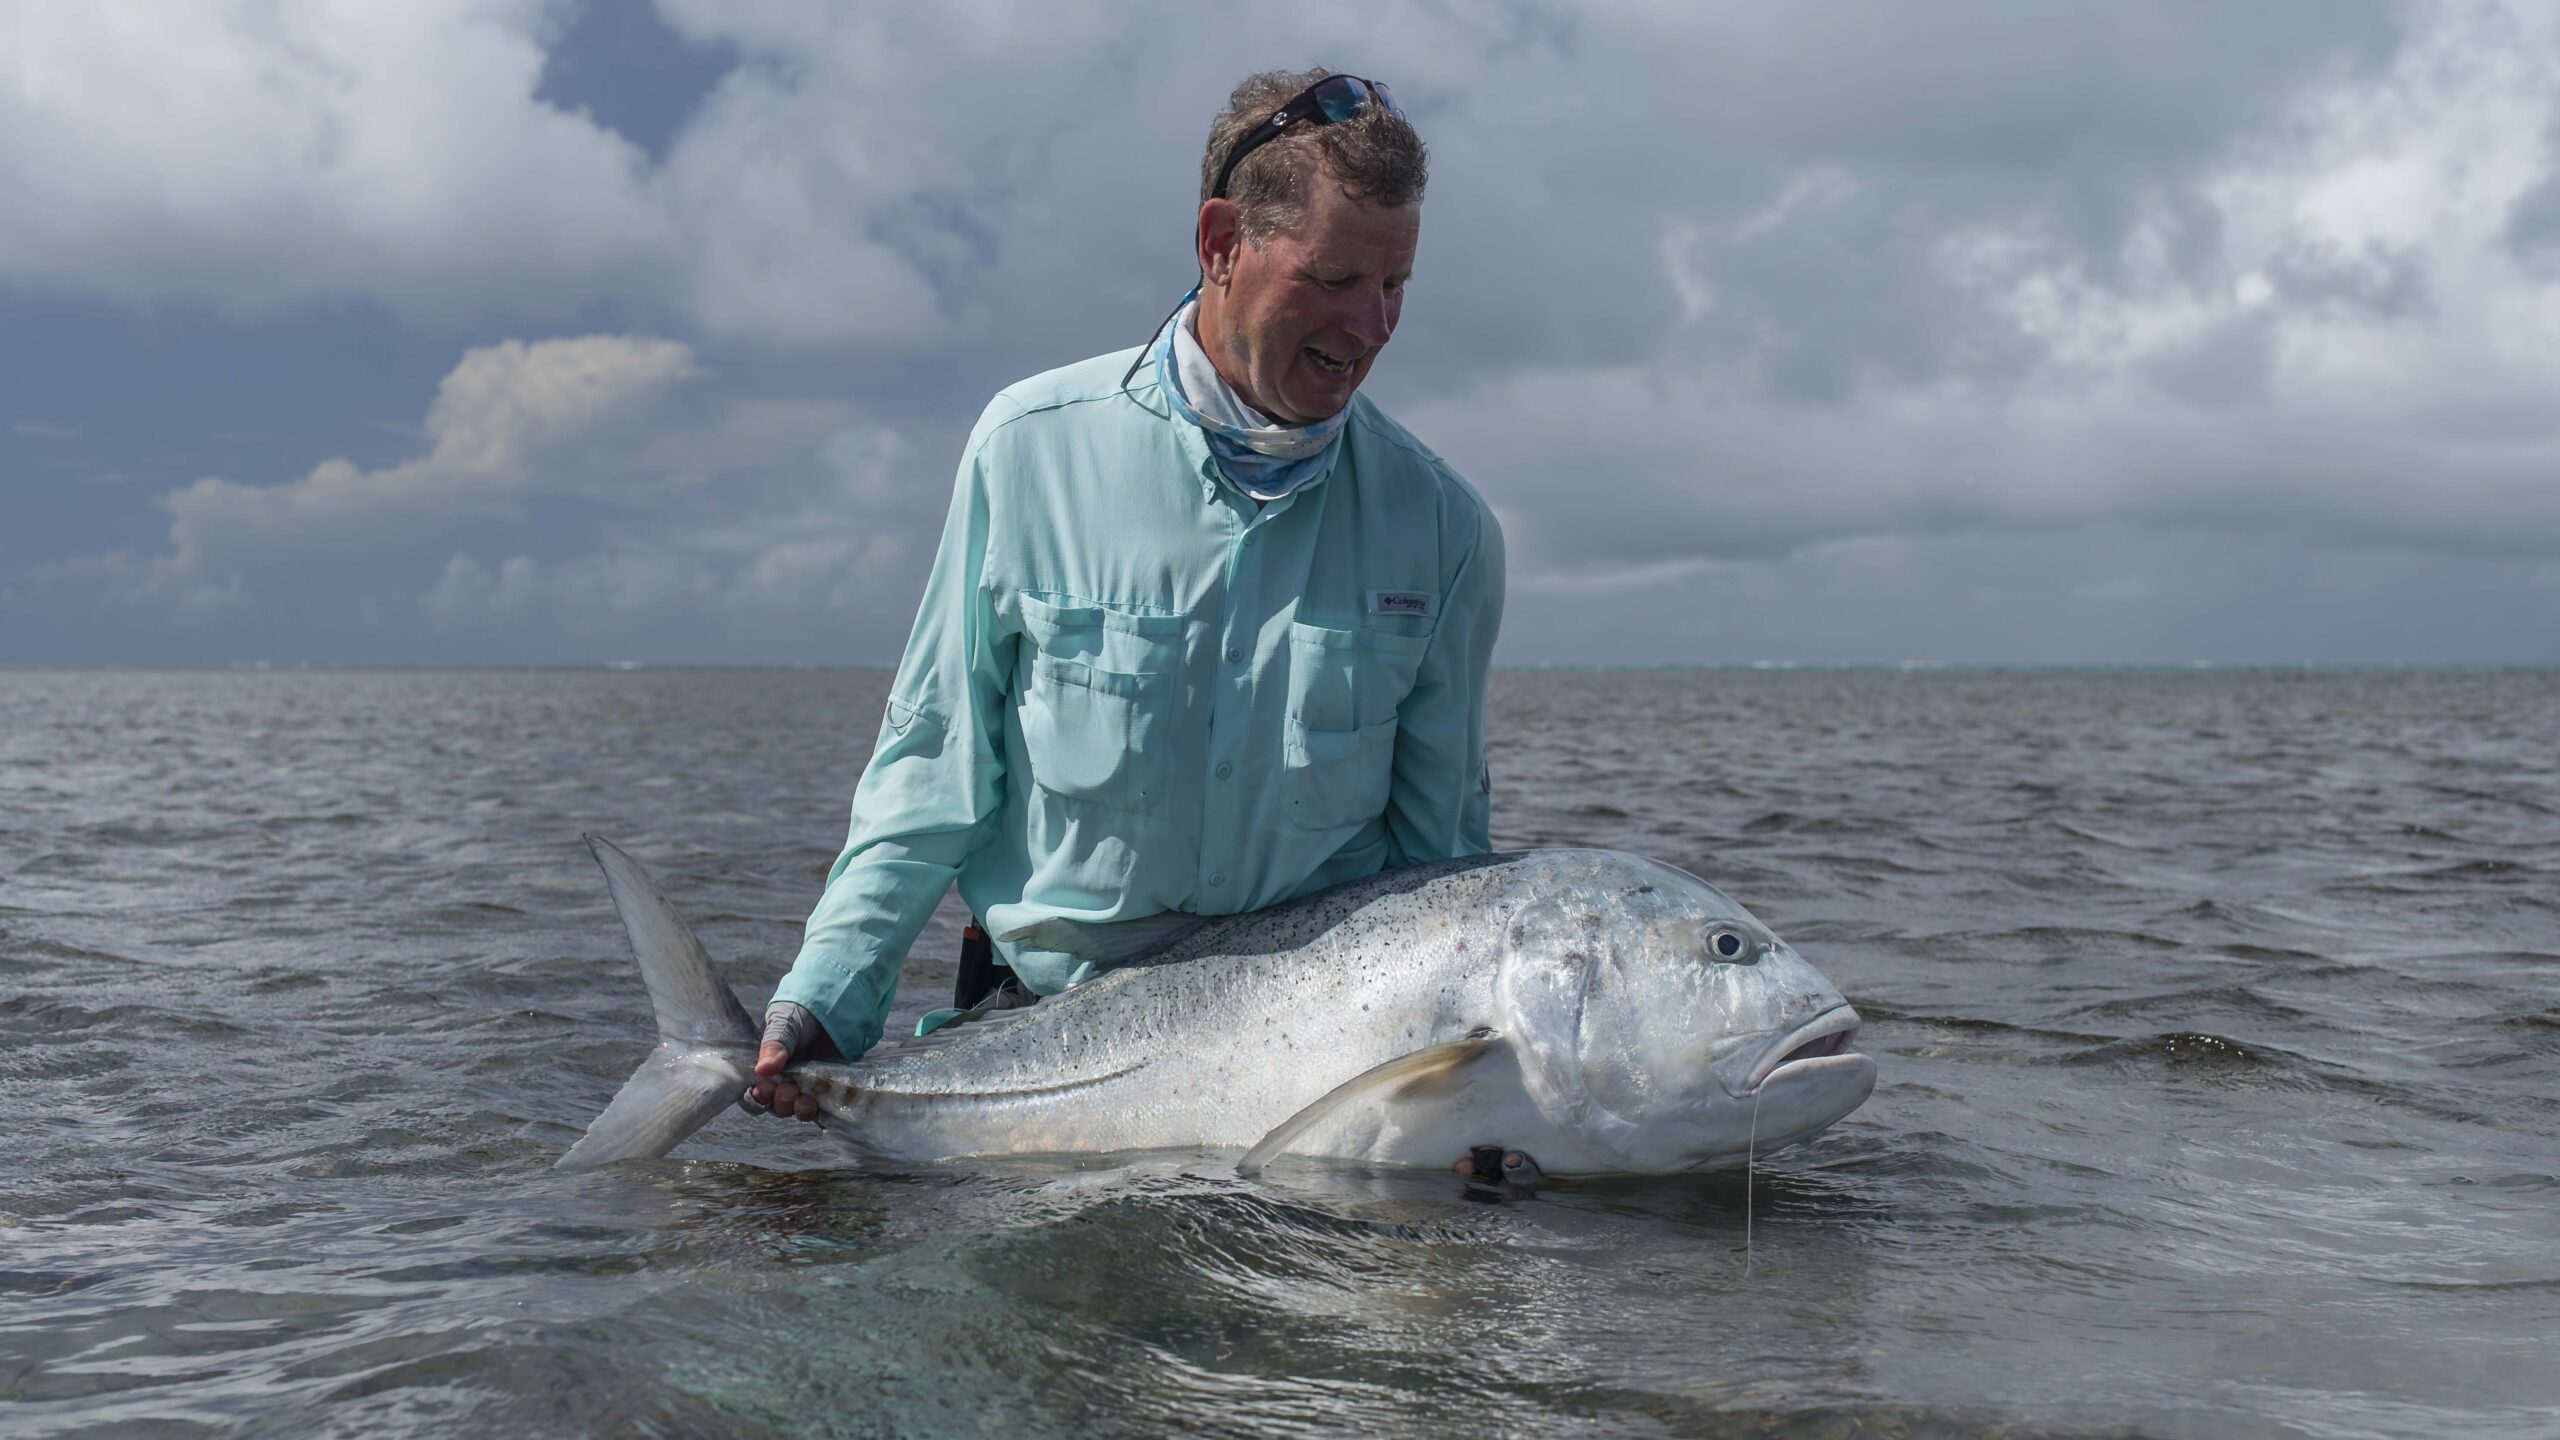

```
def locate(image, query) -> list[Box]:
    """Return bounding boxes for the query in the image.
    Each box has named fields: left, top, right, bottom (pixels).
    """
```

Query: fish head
left=1494, top=853, right=1876, bottom=1172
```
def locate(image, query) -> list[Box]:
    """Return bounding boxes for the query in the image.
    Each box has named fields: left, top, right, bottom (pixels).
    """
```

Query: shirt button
left=1225, top=646, right=1245, bottom=664
left=1215, top=762, right=1233, bottom=779
left=1208, top=871, right=1227, bottom=887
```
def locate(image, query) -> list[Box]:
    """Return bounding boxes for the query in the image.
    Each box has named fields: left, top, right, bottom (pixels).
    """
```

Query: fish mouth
left=1743, top=1004, right=1863, bottom=1093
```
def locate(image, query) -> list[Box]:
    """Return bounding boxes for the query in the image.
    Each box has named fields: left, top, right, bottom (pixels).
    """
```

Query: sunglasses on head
left=1209, top=74, right=1402, bottom=202
left=1121, top=74, right=1406, bottom=388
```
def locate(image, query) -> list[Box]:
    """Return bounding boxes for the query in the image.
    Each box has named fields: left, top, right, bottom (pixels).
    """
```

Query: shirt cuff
left=768, top=947, right=891, bottom=1060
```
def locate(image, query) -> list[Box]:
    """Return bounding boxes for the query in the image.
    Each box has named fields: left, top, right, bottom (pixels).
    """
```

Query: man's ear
left=1196, top=198, right=1242, bottom=287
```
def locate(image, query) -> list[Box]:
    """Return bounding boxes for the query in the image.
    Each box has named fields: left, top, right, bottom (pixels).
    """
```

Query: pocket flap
left=1019, top=591, right=1186, bottom=641
left=1033, top=653, right=1158, bottom=699
left=1289, top=714, right=1398, bottom=762
left=1287, top=619, right=1433, bottom=656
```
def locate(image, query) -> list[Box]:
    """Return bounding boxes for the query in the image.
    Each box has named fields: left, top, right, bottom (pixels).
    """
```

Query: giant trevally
left=559, top=836, right=1876, bottom=1176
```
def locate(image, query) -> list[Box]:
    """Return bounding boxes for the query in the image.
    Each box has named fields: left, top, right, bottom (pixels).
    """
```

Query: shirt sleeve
left=1383, top=486, right=1505, bottom=867
left=769, top=406, right=1018, bottom=1058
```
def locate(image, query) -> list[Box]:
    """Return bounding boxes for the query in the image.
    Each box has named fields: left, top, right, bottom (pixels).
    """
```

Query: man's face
left=1196, top=168, right=1420, bottom=425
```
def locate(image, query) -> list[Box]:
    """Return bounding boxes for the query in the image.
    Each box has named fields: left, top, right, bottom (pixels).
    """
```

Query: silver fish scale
left=792, top=849, right=1741, bottom=1161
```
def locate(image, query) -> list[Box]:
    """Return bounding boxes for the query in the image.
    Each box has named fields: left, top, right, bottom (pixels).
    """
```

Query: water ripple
left=3, top=668, right=2556, bottom=1436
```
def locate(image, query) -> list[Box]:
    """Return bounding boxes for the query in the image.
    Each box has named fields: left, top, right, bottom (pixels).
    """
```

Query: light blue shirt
left=773, top=346, right=1505, bottom=1058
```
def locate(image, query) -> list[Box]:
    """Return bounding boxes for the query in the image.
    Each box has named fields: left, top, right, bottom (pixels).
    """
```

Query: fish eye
left=1706, top=925, right=1751, bottom=961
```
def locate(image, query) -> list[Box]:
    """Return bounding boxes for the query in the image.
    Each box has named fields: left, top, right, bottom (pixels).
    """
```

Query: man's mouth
left=1303, top=345, right=1355, bottom=376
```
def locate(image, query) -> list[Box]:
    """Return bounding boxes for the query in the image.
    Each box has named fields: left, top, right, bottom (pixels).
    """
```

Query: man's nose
left=1341, top=286, right=1394, bottom=349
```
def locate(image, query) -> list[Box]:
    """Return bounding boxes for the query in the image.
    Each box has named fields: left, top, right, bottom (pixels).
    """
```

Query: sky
left=5, top=0, right=2559, bottom=667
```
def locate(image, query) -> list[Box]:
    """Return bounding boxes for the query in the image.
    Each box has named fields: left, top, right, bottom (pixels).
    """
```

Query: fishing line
left=1744, top=1090, right=1762, bottom=1277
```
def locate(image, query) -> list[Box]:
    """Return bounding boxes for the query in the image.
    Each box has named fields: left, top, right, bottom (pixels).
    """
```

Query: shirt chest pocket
left=1281, top=619, right=1433, bottom=833
left=1015, top=594, right=1186, bottom=814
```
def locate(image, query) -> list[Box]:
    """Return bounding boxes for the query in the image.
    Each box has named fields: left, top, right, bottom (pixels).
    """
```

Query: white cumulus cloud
left=0, top=0, right=669, bottom=316
left=1414, top=0, right=2560, bottom=583
left=145, top=334, right=698, bottom=581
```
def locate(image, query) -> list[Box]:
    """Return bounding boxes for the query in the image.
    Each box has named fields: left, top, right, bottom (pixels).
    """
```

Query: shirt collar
left=1151, top=290, right=1348, bottom=504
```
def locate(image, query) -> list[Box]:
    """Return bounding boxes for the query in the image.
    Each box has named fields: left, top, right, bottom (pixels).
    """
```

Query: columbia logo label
left=1370, top=591, right=1432, bottom=616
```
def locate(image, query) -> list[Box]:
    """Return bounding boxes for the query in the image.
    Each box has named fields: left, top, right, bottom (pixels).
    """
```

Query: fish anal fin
left=1236, top=1034, right=1505, bottom=1178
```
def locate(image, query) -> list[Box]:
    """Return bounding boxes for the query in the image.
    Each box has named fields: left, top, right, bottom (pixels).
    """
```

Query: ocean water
left=3, top=667, right=2556, bottom=1438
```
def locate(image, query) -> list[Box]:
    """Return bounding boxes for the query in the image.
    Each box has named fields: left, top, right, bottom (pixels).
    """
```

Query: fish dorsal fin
left=999, top=912, right=1210, bottom=969
left=912, top=976, right=1041, bottom=1038
left=1235, top=1032, right=1507, bottom=1178
left=844, top=1029, right=1149, bottom=1101
left=867, top=1006, right=1041, bottom=1058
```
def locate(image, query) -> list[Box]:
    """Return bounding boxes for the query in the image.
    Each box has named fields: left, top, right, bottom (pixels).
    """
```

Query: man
left=747, top=69, right=1507, bottom=1171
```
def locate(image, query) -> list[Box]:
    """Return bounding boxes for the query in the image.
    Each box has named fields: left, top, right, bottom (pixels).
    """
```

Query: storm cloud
left=4, top=0, right=2555, bottom=664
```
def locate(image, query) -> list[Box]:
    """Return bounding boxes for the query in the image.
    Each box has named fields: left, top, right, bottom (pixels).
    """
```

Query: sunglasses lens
left=1312, top=77, right=1402, bottom=122
left=1314, top=77, right=1366, bottom=124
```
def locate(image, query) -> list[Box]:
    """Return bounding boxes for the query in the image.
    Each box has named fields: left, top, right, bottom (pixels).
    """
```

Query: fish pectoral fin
left=1235, top=1032, right=1507, bottom=1179
left=998, top=912, right=1208, bottom=968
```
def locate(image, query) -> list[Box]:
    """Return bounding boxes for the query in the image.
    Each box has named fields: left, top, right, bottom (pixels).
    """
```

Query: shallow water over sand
left=4, top=667, right=2556, bottom=1437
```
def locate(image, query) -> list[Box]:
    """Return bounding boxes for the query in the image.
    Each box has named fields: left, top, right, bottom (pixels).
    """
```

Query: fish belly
left=831, top=1037, right=1631, bottom=1175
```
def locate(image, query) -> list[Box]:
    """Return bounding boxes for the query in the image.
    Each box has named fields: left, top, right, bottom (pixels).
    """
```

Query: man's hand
left=1455, top=1146, right=1545, bottom=1197
left=741, top=1002, right=831, bottom=1125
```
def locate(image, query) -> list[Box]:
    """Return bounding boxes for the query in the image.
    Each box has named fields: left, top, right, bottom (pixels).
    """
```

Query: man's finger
left=757, top=1003, right=822, bottom=1078
left=792, top=1094, right=820, bottom=1123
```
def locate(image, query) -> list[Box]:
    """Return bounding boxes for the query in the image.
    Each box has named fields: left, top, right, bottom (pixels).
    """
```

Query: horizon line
left=5, top=660, right=2556, bottom=676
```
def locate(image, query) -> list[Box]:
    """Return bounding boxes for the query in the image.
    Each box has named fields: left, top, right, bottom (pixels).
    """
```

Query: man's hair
left=1200, top=67, right=1427, bottom=243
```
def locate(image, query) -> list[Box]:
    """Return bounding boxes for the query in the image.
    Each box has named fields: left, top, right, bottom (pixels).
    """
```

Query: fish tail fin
left=556, top=1042, right=754, bottom=1171
left=558, top=835, right=760, bottom=1171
